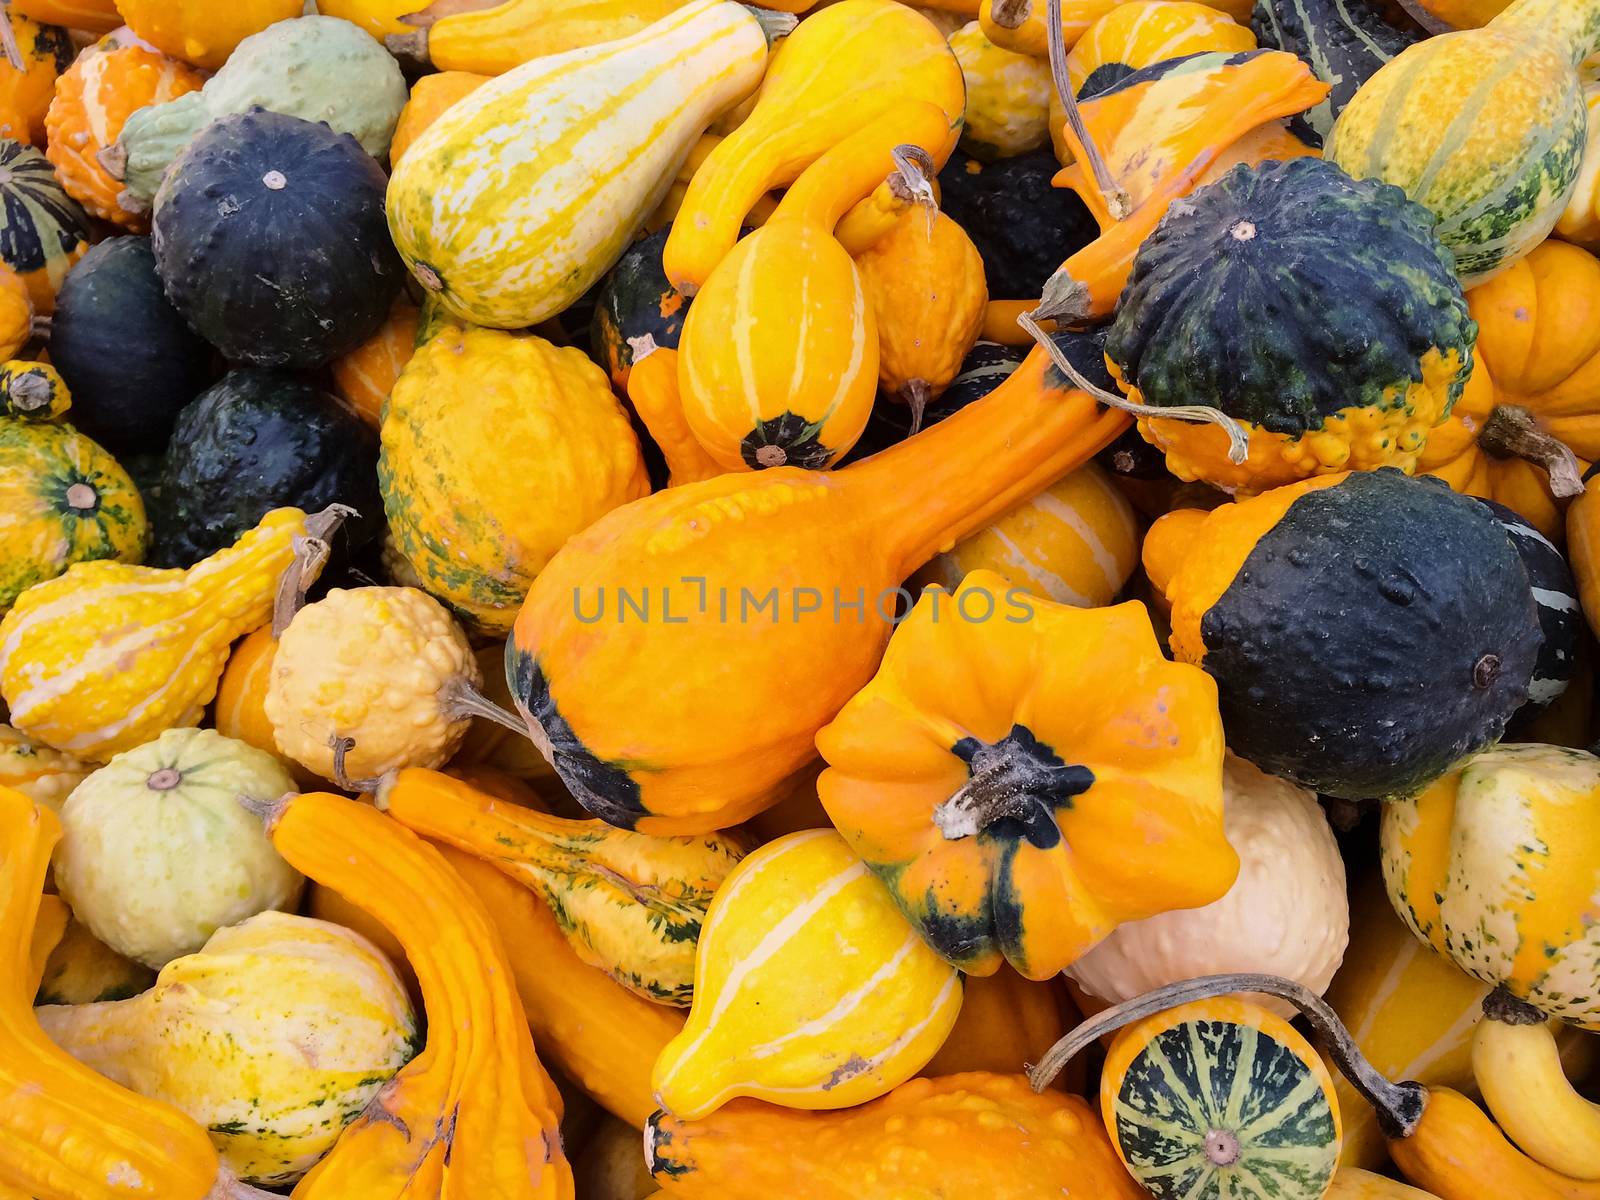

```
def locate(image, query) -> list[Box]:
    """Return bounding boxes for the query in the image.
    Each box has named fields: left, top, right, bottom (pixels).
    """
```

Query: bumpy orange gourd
left=252, top=790, right=574, bottom=1200
left=388, top=71, right=489, bottom=163
left=628, top=348, right=723, bottom=486
left=45, top=30, right=203, bottom=230
left=508, top=329, right=1129, bottom=835
left=678, top=102, right=951, bottom=470
left=0, top=264, right=34, bottom=360
left=816, top=570, right=1234, bottom=978
left=853, top=206, right=987, bottom=433
left=1420, top=239, right=1600, bottom=542
left=663, top=0, right=964, bottom=293
left=213, top=624, right=322, bottom=788
left=0, top=786, right=262, bottom=1200
left=645, top=1072, right=1148, bottom=1198
left=111, top=0, right=305, bottom=69
left=329, top=296, right=420, bottom=429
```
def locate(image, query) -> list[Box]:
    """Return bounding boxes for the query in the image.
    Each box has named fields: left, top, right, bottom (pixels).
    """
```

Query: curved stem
left=383, top=29, right=428, bottom=63
left=1027, top=973, right=1426, bottom=1139
left=1045, top=0, right=1128, bottom=220
left=270, top=504, right=355, bottom=637
left=235, top=791, right=292, bottom=834
left=901, top=379, right=931, bottom=435
left=1017, top=308, right=1249, bottom=463
left=888, top=144, right=939, bottom=236
left=330, top=736, right=386, bottom=794
left=1477, top=403, right=1585, bottom=499
left=438, top=675, right=533, bottom=737
left=745, top=6, right=799, bottom=44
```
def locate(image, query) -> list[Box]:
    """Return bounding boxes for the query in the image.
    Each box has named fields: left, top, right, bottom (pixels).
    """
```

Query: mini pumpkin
left=816, top=569, right=1235, bottom=979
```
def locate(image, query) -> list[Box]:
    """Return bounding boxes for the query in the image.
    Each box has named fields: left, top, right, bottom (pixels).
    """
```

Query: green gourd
left=104, top=15, right=407, bottom=214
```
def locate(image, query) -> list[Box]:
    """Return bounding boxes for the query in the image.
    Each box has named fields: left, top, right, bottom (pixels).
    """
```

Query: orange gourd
left=663, top=0, right=964, bottom=293
left=507, top=329, right=1128, bottom=835
left=329, top=296, right=421, bottom=430
left=853, top=205, right=988, bottom=432
left=677, top=102, right=951, bottom=470
left=388, top=71, right=489, bottom=163
left=921, top=969, right=1078, bottom=1083
left=44, top=29, right=203, bottom=231
left=628, top=348, right=722, bottom=486
left=0, top=10, right=71, bottom=147
left=979, top=0, right=1122, bottom=57
left=645, top=1073, right=1149, bottom=1198
left=11, top=0, right=121, bottom=32
left=249, top=790, right=574, bottom=1200
left=1419, top=239, right=1600, bottom=543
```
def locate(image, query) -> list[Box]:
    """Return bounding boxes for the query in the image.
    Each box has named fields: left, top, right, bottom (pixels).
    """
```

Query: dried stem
left=330, top=736, right=386, bottom=794
left=1478, top=403, right=1585, bottom=499
left=989, top=0, right=1032, bottom=29
left=235, top=792, right=293, bottom=834
left=1045, top=0, right=1128, bottom=220
left=0, top=12, right=23, bottom=73
left=438, top=674, right=533, bottom=737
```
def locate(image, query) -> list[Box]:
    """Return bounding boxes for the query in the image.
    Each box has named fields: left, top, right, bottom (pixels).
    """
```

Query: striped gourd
left=1328, top=0, right=1600, bottom=283
left=0, top=507, right=336, bottom=760
left=0, top=139, right=90, bottom=313
left=1102, top=996, right=1342, bottom=1200
left=1066, top=0, right=1257, bottom=97
left=1251, top=0, right=1423, bottom=137
left=914, top=462, right=1139, bottom=608
left=651, top=829, right=964, bottom=1119
left=386, top=0, right=772, bottom=330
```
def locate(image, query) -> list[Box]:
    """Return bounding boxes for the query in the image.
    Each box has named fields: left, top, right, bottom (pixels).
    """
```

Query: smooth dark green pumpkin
left=1252, top=0, right=1423, bottom=136
left=1107, top=158, right=1475, bottom=437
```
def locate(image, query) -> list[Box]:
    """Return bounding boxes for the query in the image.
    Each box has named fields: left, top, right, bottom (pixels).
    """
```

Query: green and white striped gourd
left=1251, top=0, right=1423, bottom=137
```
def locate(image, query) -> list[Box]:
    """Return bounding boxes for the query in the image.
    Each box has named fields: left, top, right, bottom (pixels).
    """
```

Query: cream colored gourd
left=1066, top=753, right=1349, bottom=1020
left=34, top=916, right=155, bottom=1006
left=52, top=728, right=302, bottom=969
left=0, top=505, right=344, bottom=760
left=264, top=586, right=481, bottom=784
left=651, top=829, right=963, bottom=1120
left=0, top=722, right=90, bottom=814
left=36, top=911, right=417, bottom=1187
left=386, top=0, right=774, bottom=328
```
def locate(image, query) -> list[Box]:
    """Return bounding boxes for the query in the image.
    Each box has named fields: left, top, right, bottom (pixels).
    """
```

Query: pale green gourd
left=107, top=15, right=407, bottom=213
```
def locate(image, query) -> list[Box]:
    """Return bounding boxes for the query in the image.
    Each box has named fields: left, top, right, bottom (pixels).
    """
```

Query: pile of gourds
left=3, top=0, right=1600, bottom=1197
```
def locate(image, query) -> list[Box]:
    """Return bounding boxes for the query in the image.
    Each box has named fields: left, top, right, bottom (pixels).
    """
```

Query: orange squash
left=979, top=0, right=1124, bottom=57
left=329, top=296, right=420, bottom=430
left=1420, top=239, right=1600, bottom=543
left=507, top=328, right=1128, bottom=835
left=44, top=29, right=203, bottom=231
left=922, top=968, right=1078, bottom=1083
left=1063, top=0, right=1256, bottom=99
left=0, top=10, right=71, bottom=146
left=388, top=70, right=489, bottom=164
left=628, top=348, right=723, bottom=486
left=677, top=102, right=951, bottom=470
left=11, top=0, right=121, bottom=33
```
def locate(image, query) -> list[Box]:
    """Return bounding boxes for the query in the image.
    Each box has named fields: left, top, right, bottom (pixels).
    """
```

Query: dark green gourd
left=1252, top=0, right=1424, bottom=136
left=590, top=229, right=688, bottom=390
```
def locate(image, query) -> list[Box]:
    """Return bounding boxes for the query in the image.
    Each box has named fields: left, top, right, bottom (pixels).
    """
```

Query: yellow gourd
left=0, top=721, right=89, bottom=813
left=652, top=829, right=964, bottom=1119
left=386, top=0, right=699, bottom=73
left=36, top=911, right=418, bottom=1187
left=948, top=20, right=1051, bottom=158
left=11, top=0, right=122, bottom=33
left=0, top=505, right=345, bottom=760
left=921, top=968, right=1077, bottom=1082
left=34, top=915, right=155, bottom=1005
left=1328, top=1170, right=1442, bottom=1199
left=111, top=0, right=305, bottom=69
left=264, top=586, right=481, bottom=784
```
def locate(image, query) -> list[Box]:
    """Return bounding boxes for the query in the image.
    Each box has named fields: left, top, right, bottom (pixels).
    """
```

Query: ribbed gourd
left=0, top=505, right=343, bottom=760
left=0, top=138, right=91, bottom=313
left=36, top=912, right=418, bottom=1186
left=387, top=0, right=773, bottom=329
left=107, top=16, right=407, bottom=214
left=662, top=0, right=966, bottom=294
left=1327, top=0, right=1600, bottom=283
left=378, top=768, right=746, bottom=1006
left=0, top=416, right=148, bottom=613
left=651, top=829, right=964, bottom=1118
left=44, top=30, right=203, bottom=232
left=1107, top=157, right=1476, bottom=494
left=381, top=325, right=650, bottom=635
left=51, top=728, right=303, bottom=969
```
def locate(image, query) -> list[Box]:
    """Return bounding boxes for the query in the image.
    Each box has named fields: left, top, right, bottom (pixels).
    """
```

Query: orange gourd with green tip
left=507, top=330, right=1129, bottom=835
left=662, top=0, right=964, bottom=294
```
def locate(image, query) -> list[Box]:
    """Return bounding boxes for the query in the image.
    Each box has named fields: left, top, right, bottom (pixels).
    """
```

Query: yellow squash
left=651, top=829, right=963, bottom=1119
left=0, top=505, right=343, bottom=760
left=387, top=0, right=773, bottom=328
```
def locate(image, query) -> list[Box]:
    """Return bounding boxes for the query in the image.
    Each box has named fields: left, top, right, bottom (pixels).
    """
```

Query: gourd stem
left=0, top=12, right=22, bottom=73
left=1045, top=0, right=1128, bottom=221
left=384, top=30, right=428, bottom=63
left=1482, top=984, right=1548, bottom=1026
left=1387, top=0, right=1455, bottom=32
left=990, top=0, right=1032, bottom=29
left=6, top=370, right=51, bottom=413
left=901, top=380, right=931, bottom=435
left=1017, top=308, right=1250, bottom=464
left=888, top=145, right=939, bottom=235
left=270, top=504, right=356, bottom=637
left=438, top=675, right=534, bottom=737
left=208, top=1169, right=282, bottom=1200
left=235, top=791, right=292, bottom=833
left=398, top=0, right=501, bottom=27
left=933, top=744, right=1068, bottom=841
left=744, top=6, right=799, bottom=44
left=27, top=314, right=49, bottom=342
left=329, top=736, right=385, bottom=794
left=97, top=142, right=128, bottom=183
left=1477, top=403, right=1585, bottom=498
left=1027, top=973, right=1427, bottom=1140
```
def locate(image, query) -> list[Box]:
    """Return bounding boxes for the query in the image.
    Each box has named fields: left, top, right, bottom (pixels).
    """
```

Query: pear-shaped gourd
left=36, top=911, right=417, bottom=1187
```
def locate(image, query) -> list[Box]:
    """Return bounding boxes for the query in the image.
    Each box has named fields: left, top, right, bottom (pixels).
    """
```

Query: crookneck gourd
left=816, top=570, right=1234, bottom=979
left=10, top=0, right=120, bottom=33
left=1327, top=0, right=1600, bottom=283
left=37, top=911, right=417, bottom=1187
left=978, top=0, right=1126, bottom=57
left=385, top=0, right=699, bottom=72
left=677, top=101, right=951, bottom=470
left=378, top=767, right=745, bottom=1006
left=645, top=1072, right=1148, bottom=1198
left=1106, top=157, right=1475, bottom=494
left=507, top=330, right=1129, bottom=835
left=1142, top=470, right=1542, bottom=798
left=652, top=829, right=963, bottom=1118
left=0, top=504, right=344, bottom=760
left=662, top=0, right=964, bottom=293
left=388, top=0, right=774, bottom=328
left=248, top=790, right=574, bottom=1199
left=380, top=325, right=651, bottom=635
left=0, top=786, right=274, bottom=1200
left=1419, top=239, right=1600, bottom=541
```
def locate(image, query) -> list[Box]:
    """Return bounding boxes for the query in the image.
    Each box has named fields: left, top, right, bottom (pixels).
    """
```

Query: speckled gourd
left=35, top=911, right=417, bottom=1187
left=106, top=15, right=408, bottom=213
left=0, top=505, right=344, bottom=760
left=386, top=0, right=773, bottom=328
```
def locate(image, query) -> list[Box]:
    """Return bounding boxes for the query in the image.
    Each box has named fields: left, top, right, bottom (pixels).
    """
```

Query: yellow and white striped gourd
left=386, top=0, right=774, bottom=329
left=1558, top=59, right=1600, bottom=248
left=914, top=462, right=1140, bottom=607
left=651, top=828, right=963, bottom=1120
